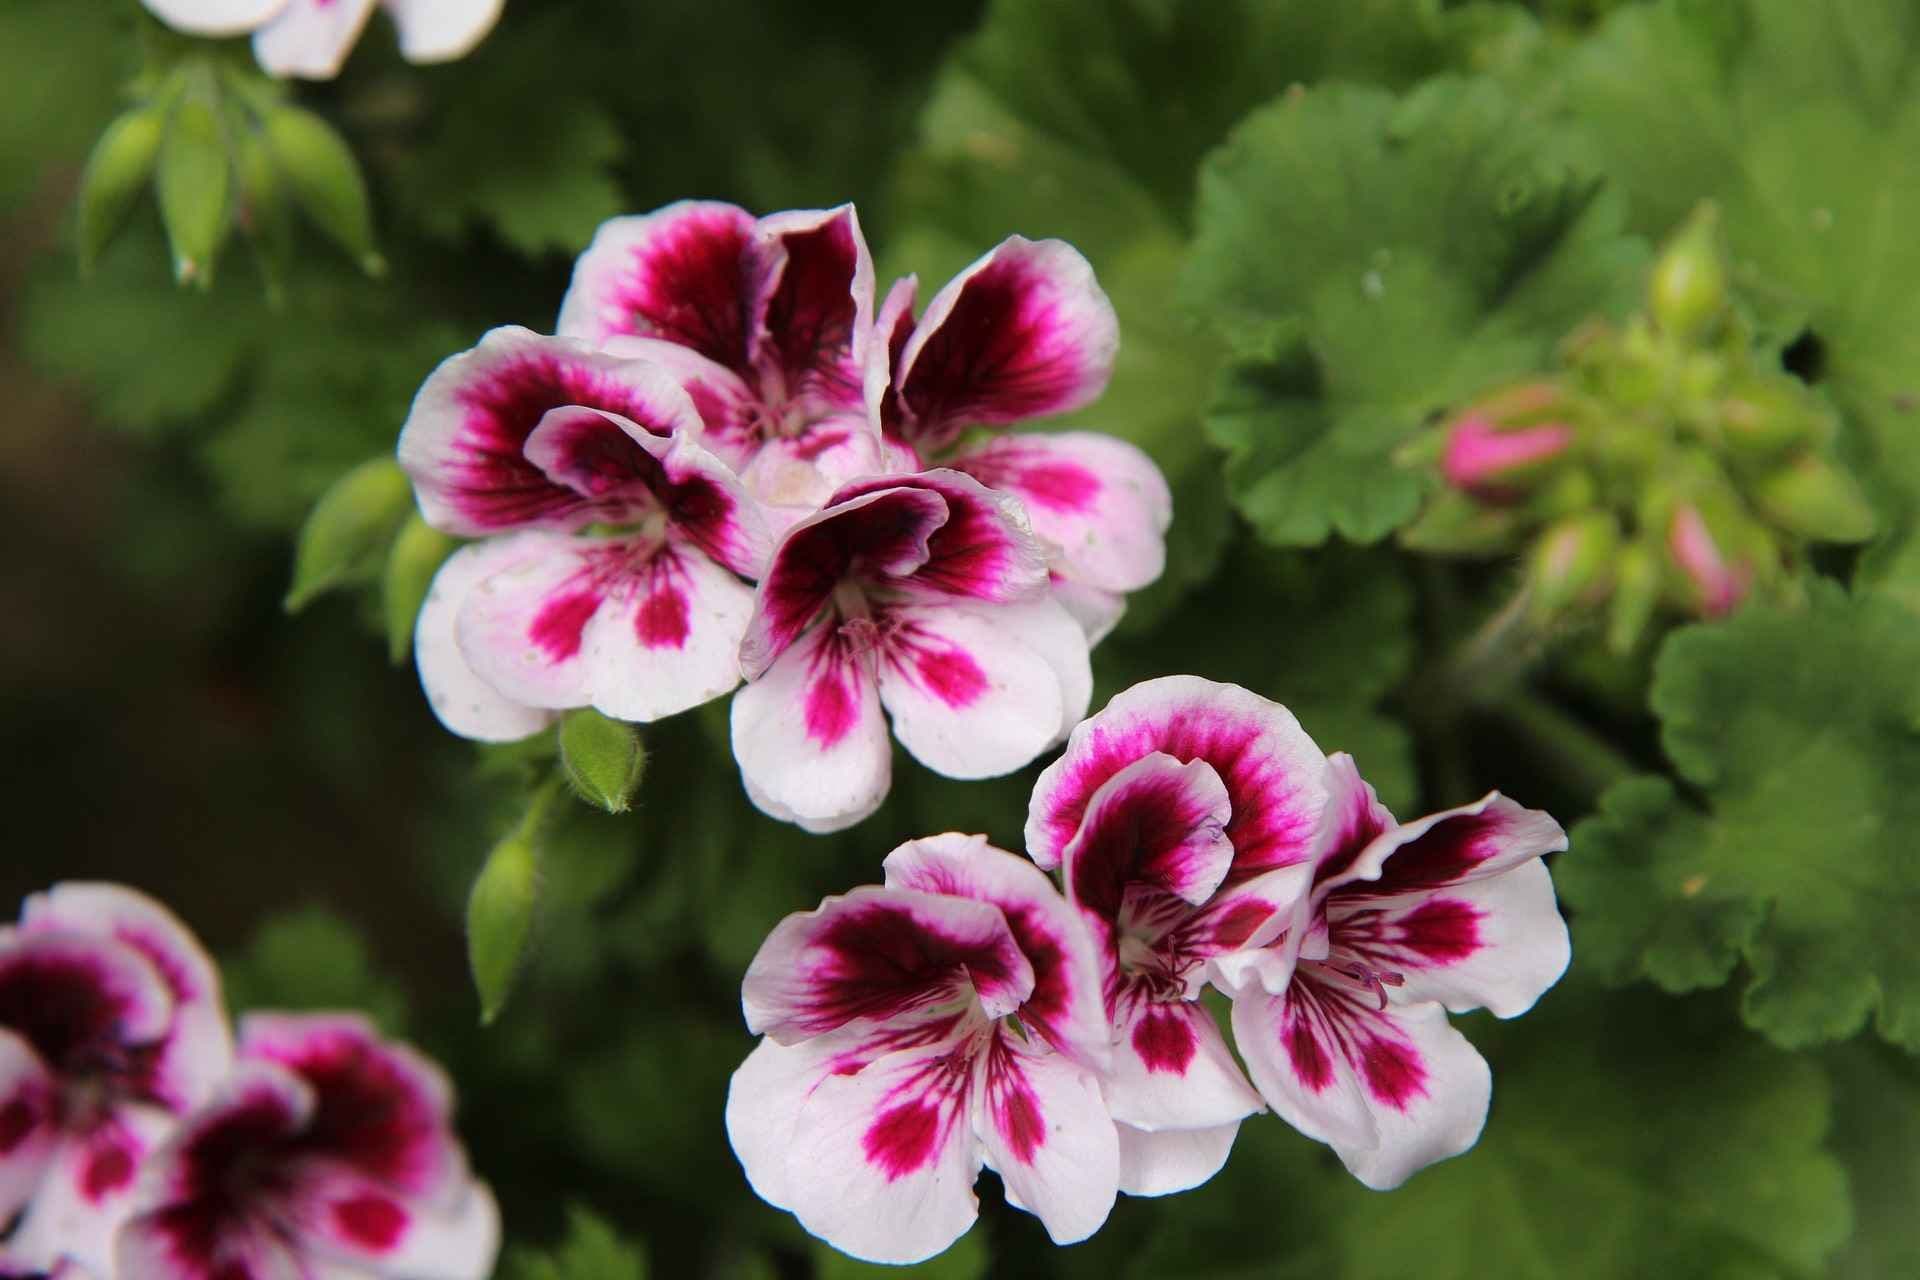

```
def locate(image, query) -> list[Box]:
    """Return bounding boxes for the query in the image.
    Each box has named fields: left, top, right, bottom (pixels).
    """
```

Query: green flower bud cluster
left=1398, top=203, right=1876, bottom=652
left=76, top=32, right=382, bottom=294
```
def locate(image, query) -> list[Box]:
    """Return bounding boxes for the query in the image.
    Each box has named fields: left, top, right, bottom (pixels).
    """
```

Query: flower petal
left=1102, top=997, right=1261, bottom=1133
left=742, top=884, right=1032, bottom=1043
left=740, top=486, right=948, bottom=677
left=874, top=601, right=1068, bottom=781
left=453, top=536, right=608, bottom=712
left=1333, top=859, right=1570, bottom=1019
left=0, top=1028, right=56, bottom=1228
left=117, top=1212, right=308, bottom=1280
left=290, top=1164, right=499, bottom=1278
left=1114, top=1121, right=1240, bottom=1197
left=974, top=1032, right=1117, bottom=1246
left=748, top=206, right=876, bottom=422
left=0, top=929, right=175, bottom=1072
left=731, top=622, right=891, bottom=833
left=585, top=546, right=756, bottom=722
left=4, top=1106, right=172, bottom=1279
left=140, top=0, right=289, bottom=38
left=600, top=336, right=762, bottom=473
left=397, top=327, right=703, bottom=537
left=413, top=535, right=559, bottom=743
left=1231, top=971, right=1490, bottom=1190
left=557, top=202, right=757, bottom=368
left=1027, top=676, right=1330, bottom=883
left=870, top=274, right=918, bottom=440
left=1333, top=790, right=1570, bottom=899
left=1062, top=754, right=1234, bottom=923
left=385, top=0, right=504, bottom=64
left=882, top=834, right=1109, bottom=1068
left=735, top=413, right=892, bottom=530
left=894, top=237, right=1119, bottom=450
left=786, top=1027, right=985, bottom=1265
left=1050, top=574, right=1125, bottom=644
left=950, top=432, right=1170, bottom=593
left=868, top=469, right=1051, bottom=604
left=19, top=883, right=230, bottom=1115
left=250, top=0, right=377, bottom=79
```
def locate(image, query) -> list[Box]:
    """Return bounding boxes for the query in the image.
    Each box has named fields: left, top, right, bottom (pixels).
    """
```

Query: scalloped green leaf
left=505, top=1207, right=647, bottom=1280
left=1562, top=585, right=1920, bottom=1049
left=1184, top=76, right=1645, bottom=546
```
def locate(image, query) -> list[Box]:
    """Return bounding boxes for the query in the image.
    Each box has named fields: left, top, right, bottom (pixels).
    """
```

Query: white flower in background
left=140, top=0, right=504, bottom=80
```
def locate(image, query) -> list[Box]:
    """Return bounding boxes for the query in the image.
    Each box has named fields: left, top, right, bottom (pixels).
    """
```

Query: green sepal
left=156, top=76, right=231, bottom=288
left=558, top=708, right=648, bottom=815
left=1755, top=454, right=1877, bottom=544
left=262, top=104, right=383, bottom=276
left=381, top=514, right=459, bottom=664
left=284, top=457, right=414, bottom=613
left=467, top=794, right=553, bottom=1027
left=77, top=105, right=167, bottom=274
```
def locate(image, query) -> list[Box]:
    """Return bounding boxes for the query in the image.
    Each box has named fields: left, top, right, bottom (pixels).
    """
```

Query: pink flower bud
left=1442, top=414, right=1575, bottom=496
left=1667, top=505, right=1750, bottom=618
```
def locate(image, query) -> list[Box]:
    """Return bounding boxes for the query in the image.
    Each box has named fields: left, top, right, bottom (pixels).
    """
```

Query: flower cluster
left=1398, top=204, right=1876, bottom=651
left=141, top=0, right=503, bottom=80
left=399, top=202, right=1170, bottom=831
left=728, top=676, right=1570, bottom=1263
left=0, top=884, right=495, bottom=1280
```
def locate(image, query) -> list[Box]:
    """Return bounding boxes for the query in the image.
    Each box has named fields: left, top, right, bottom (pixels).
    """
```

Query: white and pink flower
left=0, top=884, right=231, bottom=1278
left=397, top=325, right=773, bottom=742
left=117, top=1013, right=498, bottom=1280
left=730, top=470, right=1090, bottom=832
left=1223, top=755, right=1570, bottom=1189
left=140, top=0, right=503, bottom=80
left=725, top=834, right=1116, bottom=1264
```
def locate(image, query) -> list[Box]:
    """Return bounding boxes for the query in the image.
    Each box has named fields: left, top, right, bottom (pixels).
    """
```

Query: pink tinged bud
left=1668, top=506, right=1750, bottom=619
left=1442, top=414, right=1575, bottom=496
left=1526, top=512, right=1618, bottom=618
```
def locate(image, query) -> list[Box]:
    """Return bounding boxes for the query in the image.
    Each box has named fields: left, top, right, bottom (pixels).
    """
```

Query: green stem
left=1484, top=689, right=1640, bottom=798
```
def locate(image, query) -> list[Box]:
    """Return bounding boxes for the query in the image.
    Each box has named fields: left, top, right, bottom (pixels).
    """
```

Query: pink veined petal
left=739, top=486, right=949, bottom=678
left=288, top=1162, right=499, bottom=1278
left=747, top=206, right=877, bottom=421
left=1049, top=573, right=1126, bottom=645
left=650, top=426, right=774, bottom=580
left=1101, top=998, right=1262, bottom=1133
left=556, top=202, right=758, bottom=367
left=4, top=1105, right=172, bottom=1279
left=1331, top=791, right=1570, bottom=900
left=18, top=883, right=232, bottom=1114
left=1333, top=859, right=1570, bottom=1019
left=1114, top=1120, right=1241, bottom=1198
left=413, top=535, right=559, bottom=744
left=0, top=929, right=175, bottom=1072
left=0, top=1028, right=57, bottom=1228
left=1026, top=676, right=1331, bottom=882
left=396, top=327, right=703, bottom=537
left=873, top=601, right=1069, bottom=782
left=972, top=1031, right=1118, bottom=1247
left=869, top=274, right=918, bottom=442
left=735, top=412, right=893, bottom=530
left=454, top=537, right=610, bottom=713
left=893, top=237, right=1120, bottom=451
left=116, top=1211, right=308, bottom=1280
left=949, top=432, right=1170, bottom=594
left=383, top=0, right=504, bottom=64
left=1230, top=971, right=1491, bottom=1190
left=1304, top=752, right=1399, bottom=895
left=600, top=336, right=762, bottom=473
left=881, top=835, right=1110, bottom=1070
left=582, top=545, right=756, bottom=723
left=786, top=1025, right=985, bottom=1266
left=250, top=0, right=377, bottom=79
left=237, top=1013, right=462, bottom=1204
left=982, top=593, right=1093, bottom=746
left=741, top=885, right=1033, bottom=1044
left=731, top=621, right=891, bottom=833
left=1200, top=862, right=1319, bottom=995
left=140, top=0, right=290, bottom=37
left=834, top=470, right=1050, bottom=605
left=1062, top=754, right=1235, bottom=924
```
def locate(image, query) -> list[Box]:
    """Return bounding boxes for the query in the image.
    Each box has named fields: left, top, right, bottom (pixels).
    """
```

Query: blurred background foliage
left=5, top=0, right=1919, bottom=1275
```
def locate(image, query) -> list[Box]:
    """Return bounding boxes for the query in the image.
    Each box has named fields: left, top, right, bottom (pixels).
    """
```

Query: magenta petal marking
left=0, top=1094, right=39, bottom=1153
left=587, top=204, right=756, bottom=368
left=1360, top=1037, right=1427, bottom=1110
left=982, top=1036, right=1046, bottom=1165
left=1394, top=899, right=1483, bottom=963
left=1131, top=1006, right=1199, bottom=1076
left=333, top=1193, right=408, bottom=1250
left=958, top=445, right=1102, bottom=514
left=1283, top=969, right=1430, bottom=1111
left=803, top=630, right=863, bottom=748
left=756, top=210, right=867, bottom=410
left=804, top=902, right=1024, bottom=1033
left=528, top=590, right=603, bottom=662
left=632, top=553, right=692, bottom=651
left=81, top=1131, right=138, bottom=1202
left=863, top=1099, right=945, bottom=1180
left=881, top=616, right=989, bottom=710
left=827, top=471, right=1046, bottom=604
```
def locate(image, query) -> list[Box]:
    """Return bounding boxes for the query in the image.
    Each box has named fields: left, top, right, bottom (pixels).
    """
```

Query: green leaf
left=558, top=708, right=647, bottom=815
left=467, top=792, right=553, bottom=1026
left=1184, top=77, right=1645, bottom=546
left=284, top=457, right=413, bottom=612
left=1829, top=1041, right=1920, bottom=1278
left=222, top=906, right=409, bottom=1032
left=1561, top=585, right=1920, bottom=1049
left=504, top=1207, right=647, bottom=1280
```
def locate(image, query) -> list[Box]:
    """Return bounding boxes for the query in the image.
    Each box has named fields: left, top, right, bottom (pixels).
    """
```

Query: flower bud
left=381, top=513, right=459, bottom=663
left=1441, top=414, right=1574, bottom=496
left=1605, top=542, right=1661, bottom=655
left=1666, top=504, right=1750, bottom=618
left=156, top=87, right=231, bottom=287
left=77, top=105, right=166, bottom=273
left=1717, top=379, right=1831, bottom=456
left=261, top=104, right=384, bottom=276
left=467, top=827, right=542, bottom=1026
left=1754, top=454, right=1877, bottom=543
left=559, top=708, right=648, bottom=815
left=1399, top=489, right=1523, bottom=555
left=1649, top=203, right=1728, bottom=342
left=285, top=457, right=414, bottom=612
left=1526, top=511, right=1619, bottom=619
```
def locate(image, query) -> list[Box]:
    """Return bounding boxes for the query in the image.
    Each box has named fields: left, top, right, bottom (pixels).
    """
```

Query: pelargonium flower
left=725, top=834, right=1115, bottom=1264
left=397, top=326, right=772, bottom=742
left=1024, top=677, right=1331, bottom=1192
left=558, top=203, right=896, bottom=527
left=1223, top=754, right=1569, bottom=1189
left=0, top=884, right=231, bottom=1278
left=140, top=0, right=503, bottom=79
left=732, top=470, right=1090, bottom=832
left=118, top=1013, right=498, bottom=1280
left=875, top=240, right=1168, bottom=641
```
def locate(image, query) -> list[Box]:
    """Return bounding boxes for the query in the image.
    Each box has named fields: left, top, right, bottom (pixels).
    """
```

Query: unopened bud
left=467, top=828, right=542, bottom=1026
left=262, top=104, right=384, bottom=276
left=1666, top=504, right=1750, bottom=619
left=157, top=88, right=231, bottom=288
left=1717, top=379, right=1831, bottom=456
left=1527, top=512, right=1619, bottom=619
left=1754, top=455, right=1876, bottom=543
left=382, top=514, right=459, bottom=664
left=1606, top=543, right=1661, bottom=655
left=1441, top=414, right=1574, bottom=497
left=1649, top=203, right=1728, bottom=342
left=1399, top=490, right=1523, bottom=556
left=1468, top=380, right=1566, bottom=427
left=285, top=458, right=414, bottom=612
left=77, top=106, right=166, bottom=273
left=558, top=708, right=648, bottom=815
